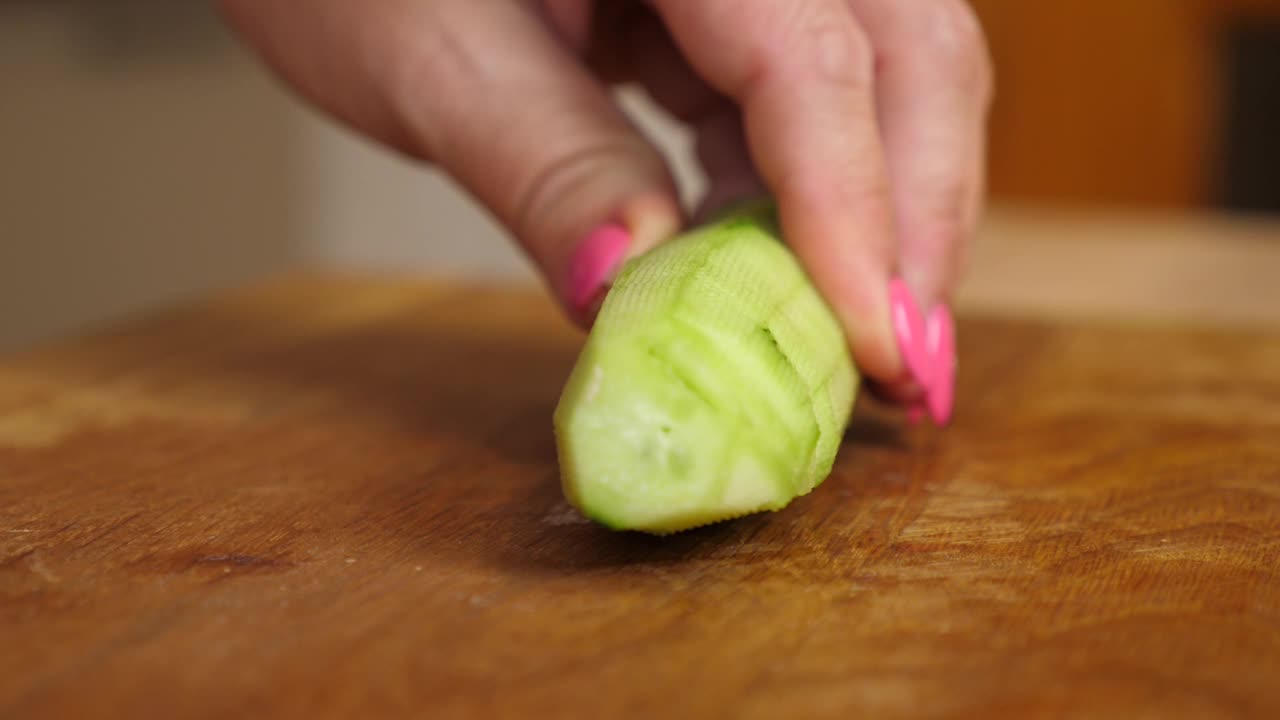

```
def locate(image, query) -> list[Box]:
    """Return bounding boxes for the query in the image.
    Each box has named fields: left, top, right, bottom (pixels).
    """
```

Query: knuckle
left=511, top=134, right=660, bottom=245
left=922, top=202, right=969, bottom=256
left=923, top=0, right=993, bottom=99
left=906, top=184, right=975, bottom=286
left=799, top=9, right=875, bottom=90
left=743, top=5, right=873, bottom=93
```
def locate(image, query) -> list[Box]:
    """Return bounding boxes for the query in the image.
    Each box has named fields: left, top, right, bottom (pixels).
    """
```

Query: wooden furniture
left=969, top=0, right=1280, bottom=208
left=3, top=211, right=1279, bottom=717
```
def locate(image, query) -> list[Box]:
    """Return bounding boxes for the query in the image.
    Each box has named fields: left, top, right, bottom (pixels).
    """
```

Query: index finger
left=649, top=0, right=903, bottom=383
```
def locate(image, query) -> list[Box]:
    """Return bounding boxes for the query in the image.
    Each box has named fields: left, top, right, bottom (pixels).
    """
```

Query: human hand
left=217, top=0, right=992, bottom=423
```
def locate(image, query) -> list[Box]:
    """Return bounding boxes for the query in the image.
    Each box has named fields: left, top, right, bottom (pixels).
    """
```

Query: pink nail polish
left=568, top=224, right=631, bottom=313
left=924, top=304, right=956, bottom=425
left=889, top=279, right=933, bottom=388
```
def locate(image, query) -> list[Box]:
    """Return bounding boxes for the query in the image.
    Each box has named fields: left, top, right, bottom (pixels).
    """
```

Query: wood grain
left=2, top=267, right=1279, bottom=718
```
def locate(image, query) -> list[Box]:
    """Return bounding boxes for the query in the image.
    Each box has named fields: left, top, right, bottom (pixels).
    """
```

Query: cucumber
left=553, top=203, right=858, bottom=534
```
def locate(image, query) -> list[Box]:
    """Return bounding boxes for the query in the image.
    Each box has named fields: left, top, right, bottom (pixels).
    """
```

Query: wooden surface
left=3, top=215, right=1280, bottom=718
left=959, top=207, right=1280, bottom=328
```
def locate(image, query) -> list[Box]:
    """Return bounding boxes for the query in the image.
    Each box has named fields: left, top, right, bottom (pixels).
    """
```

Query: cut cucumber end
left=555, top=337, right=793, bottom=534
left=553, top=204, right=858, bottom=534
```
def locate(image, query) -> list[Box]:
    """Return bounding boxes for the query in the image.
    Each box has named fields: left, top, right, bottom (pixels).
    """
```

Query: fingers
left=381, top=1, right=683, bottom=317
left=583, top=4, right=767, bottom=221
left=216, top=0, right=422, bottom=155
left=847, top=0, right=994, bottom=307
left=649, top=0, right=903, bottom=383
left=218, top=0, right=681, bottom=325
left=689, top=110, right=769, bottom=223
left=219, top=0, right=990, bottom=422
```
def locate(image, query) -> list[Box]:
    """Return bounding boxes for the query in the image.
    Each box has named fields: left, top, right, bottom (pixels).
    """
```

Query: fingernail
left=889, top=278, right=933, bottom=388
left=568, top=223, right=631, bottom=314
left=924, top=304, right=956, bottom=425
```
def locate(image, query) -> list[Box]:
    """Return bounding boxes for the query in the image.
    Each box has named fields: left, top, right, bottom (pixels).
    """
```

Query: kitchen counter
left=2, top=210, right=1279, bottom=717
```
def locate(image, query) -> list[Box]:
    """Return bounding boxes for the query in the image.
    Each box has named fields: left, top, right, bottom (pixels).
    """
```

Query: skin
left=216, top=0, right=993, bottom=398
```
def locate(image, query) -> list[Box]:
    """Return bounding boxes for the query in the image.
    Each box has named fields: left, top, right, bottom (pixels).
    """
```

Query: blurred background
left=3, top=0, right=1280, bottom=352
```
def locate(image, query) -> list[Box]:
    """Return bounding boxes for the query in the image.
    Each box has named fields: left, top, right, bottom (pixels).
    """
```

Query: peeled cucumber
left=553, top=203, right=858, bottom=534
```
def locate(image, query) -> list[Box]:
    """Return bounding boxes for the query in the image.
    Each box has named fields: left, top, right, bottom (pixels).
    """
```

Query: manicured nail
left=889, top=279, right=933, bottom=388
left=568, top=224, right=631, bottom=314
left=924, top=304, right=956, bottom=425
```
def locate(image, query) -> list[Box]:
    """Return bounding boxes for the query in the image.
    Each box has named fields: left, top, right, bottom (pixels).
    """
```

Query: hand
left=217, top=0, right=993, bottom=422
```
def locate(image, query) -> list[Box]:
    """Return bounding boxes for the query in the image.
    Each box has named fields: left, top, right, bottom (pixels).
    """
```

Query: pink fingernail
left=568, top=223, right=631, bottom=313
left=924, top=304, right=956, bottom=425
left=889, top=279, right=933, bottom=388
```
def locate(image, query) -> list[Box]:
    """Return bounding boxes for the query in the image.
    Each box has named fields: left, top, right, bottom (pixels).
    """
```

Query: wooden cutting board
left=1, top=272, right=1278, bottom=718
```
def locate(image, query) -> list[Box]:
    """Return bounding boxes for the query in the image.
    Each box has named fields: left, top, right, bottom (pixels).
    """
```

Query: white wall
left=0, top=2, right=298, bottom=351
left=292, top=88, right=705, bottom=280
left=0, top=3, right=706, bottom=352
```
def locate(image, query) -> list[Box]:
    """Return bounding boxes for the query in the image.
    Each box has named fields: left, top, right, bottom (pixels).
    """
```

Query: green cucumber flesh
left=553, top=204, right=858, bottom=534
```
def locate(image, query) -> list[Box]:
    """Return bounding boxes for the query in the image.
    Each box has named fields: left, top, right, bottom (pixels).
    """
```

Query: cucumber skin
left=554, top=204, right=858, bottom=534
